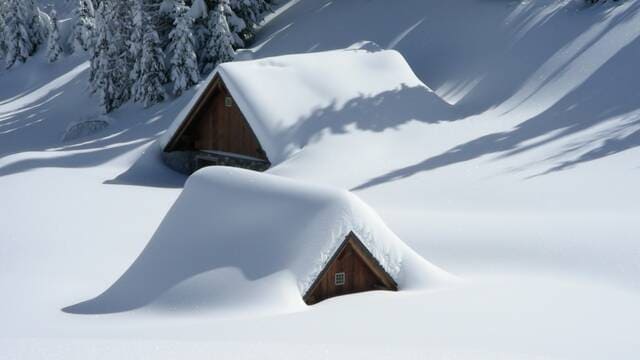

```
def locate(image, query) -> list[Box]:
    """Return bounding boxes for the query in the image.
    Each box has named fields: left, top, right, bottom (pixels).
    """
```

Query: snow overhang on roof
left=160, top=45, right=439, bottom=165
left=163, top=166, right=410, bottom=294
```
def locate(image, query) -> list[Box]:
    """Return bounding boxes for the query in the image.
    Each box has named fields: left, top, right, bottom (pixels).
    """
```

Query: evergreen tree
left=26, top=0, right=47, bottom=49
left=46, top=10, right=63, bottom=63
left=4, top=0, right=34, bottom=68
left=222, top=1, right=246, bottom=48
left=228, top=0, right=270, bottom=42
left=188, top=0, right=209, bottom=20
left=132, top=5, right=167, bottom=107
left=200, top=3, right=235, bottom=74
left=91, top=2, right=118, bottom=113
left=188, top=0, right=270, bottom=50
left=158, top=0, right=181, bottom=43
left=586, top=0, right=622, bottom=4
left=0, top=0, right=7, bottom=59
left=129, top=0, right=145, bottom=90
left=69, top=0, right=95, bottom=53
left=168, top=2, right=199, bottom=96
left=190, top=0, right=212, bottom=58
left=112, top=0, right=136, bottom=105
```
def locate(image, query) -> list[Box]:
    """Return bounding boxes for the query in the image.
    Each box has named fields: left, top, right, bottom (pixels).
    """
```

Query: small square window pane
left=225, top=97, right=233, bottom=107
left=335, top=272, right=345, bottom=286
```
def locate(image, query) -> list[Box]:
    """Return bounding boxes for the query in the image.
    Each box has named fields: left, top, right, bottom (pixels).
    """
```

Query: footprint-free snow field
left=1, top=0, right=639, bottom=359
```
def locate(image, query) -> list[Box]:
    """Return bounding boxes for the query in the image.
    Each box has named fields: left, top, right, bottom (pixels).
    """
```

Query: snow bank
left=66, top=167, right=451, bottom=314
left=160, top=45, right=450, bottom=164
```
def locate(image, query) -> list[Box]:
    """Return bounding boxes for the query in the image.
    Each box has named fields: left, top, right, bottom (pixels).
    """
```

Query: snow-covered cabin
left=160, top=45, right=436, bottom=174
left=67, top=167, right=451, bottom=313
left=303, top=230, right=398, bottom=305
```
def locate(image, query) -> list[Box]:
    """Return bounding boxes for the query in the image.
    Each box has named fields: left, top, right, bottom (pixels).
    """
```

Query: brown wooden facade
left=303, top=232, right=398, bottom=305
left=164, top=74, right=270, bottom=173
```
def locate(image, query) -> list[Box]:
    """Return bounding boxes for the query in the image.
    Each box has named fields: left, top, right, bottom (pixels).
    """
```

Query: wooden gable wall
left=303, top=232, right=398, bottom=305
left=165, top=75, right=268, bottom=161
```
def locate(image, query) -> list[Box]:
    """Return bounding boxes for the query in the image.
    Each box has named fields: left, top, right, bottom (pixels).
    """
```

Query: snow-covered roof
left=160, top=44, right=438, bottom=164
left=73, top=167, right=451, bottom=312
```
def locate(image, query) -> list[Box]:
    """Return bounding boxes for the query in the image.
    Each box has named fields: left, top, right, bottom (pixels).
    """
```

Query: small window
left=224, top=97, right=233, bottom=107
left=334, top=272, right=345, bottom=286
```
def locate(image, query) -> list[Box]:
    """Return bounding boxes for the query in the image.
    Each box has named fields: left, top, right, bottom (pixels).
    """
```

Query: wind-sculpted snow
left=65, top=167, right=452, bottom=314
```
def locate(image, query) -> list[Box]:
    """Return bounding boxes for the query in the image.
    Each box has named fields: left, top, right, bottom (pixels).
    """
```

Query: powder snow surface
left=2, top=0, right=640, bottom=359
left=65, top=167, right=451, bottom=314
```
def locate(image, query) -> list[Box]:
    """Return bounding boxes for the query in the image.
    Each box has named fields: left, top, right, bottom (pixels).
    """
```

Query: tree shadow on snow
left=275, top=84, right=455, bottom=155
left=0, top=56, right=191, bottom=187
left=354, top=2, right=640, bottom=190
left=254, top=0, right=640, bottom=188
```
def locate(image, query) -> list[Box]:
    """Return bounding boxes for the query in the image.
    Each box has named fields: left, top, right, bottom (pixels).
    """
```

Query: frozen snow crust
left=66, top=167, right=452, bottom=314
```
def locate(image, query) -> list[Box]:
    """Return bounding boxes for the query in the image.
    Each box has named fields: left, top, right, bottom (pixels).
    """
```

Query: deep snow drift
left=2, top=0, right=640, bottom=359
left=66, top=167, right=451, bottom=314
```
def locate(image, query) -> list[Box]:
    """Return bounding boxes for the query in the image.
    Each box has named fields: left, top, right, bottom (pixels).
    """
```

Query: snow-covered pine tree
left=200, top=2, right=235, bottom=74
left=69, top=0, right=95, bottom=53
left=0, top=0, right=7, bottom=59
left=228, top=0, right=270, bottom=41
left=112, top=0, right=136, bottom=105
left=158, top=0, right=181, bottom=43
left=190, top=0, right=211, bottom=58
left=168, top=2, right=200, bottom=96
left=189, top=0, right=209, bottom=20
left=586, top=0, right=622, bottom=4
left=222, top=1, right=247, bottom=48
left=4, top=0, right=34, bottom=68
left=188, top=0, right=269, bottom=50
left=26, top=0, right=47, bottom=49
left=159, top=0, right=180, bottom=21
left=47, top=10, right=63, bottom=63
left=132, top=4, right=167, bottom=107
left=91, top=1, right=119, bottom=113
left=129, top=0, right=144, bottom=91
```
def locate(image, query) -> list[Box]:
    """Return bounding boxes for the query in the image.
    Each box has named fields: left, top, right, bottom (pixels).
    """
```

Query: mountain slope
left=1, top=0, right=639, bottom=359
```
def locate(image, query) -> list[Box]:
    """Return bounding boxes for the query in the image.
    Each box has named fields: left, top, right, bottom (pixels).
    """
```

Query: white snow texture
left=2, top=0, right=640, bottom=359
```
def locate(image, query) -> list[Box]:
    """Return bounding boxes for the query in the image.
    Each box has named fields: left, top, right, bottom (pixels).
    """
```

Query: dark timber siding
left=303, top=232, right=398, bottom=305
left=165, top=75, right=268, bottom=161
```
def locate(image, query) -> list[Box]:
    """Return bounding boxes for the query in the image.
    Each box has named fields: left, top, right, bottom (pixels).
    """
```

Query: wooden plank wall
left=176, top=79, right=267, bottom=161
left=304, top=236, right=396, bottom=305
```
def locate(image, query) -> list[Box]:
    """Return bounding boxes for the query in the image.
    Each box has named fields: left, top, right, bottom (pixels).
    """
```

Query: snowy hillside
left=1, top=0, right=640, bottom=359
